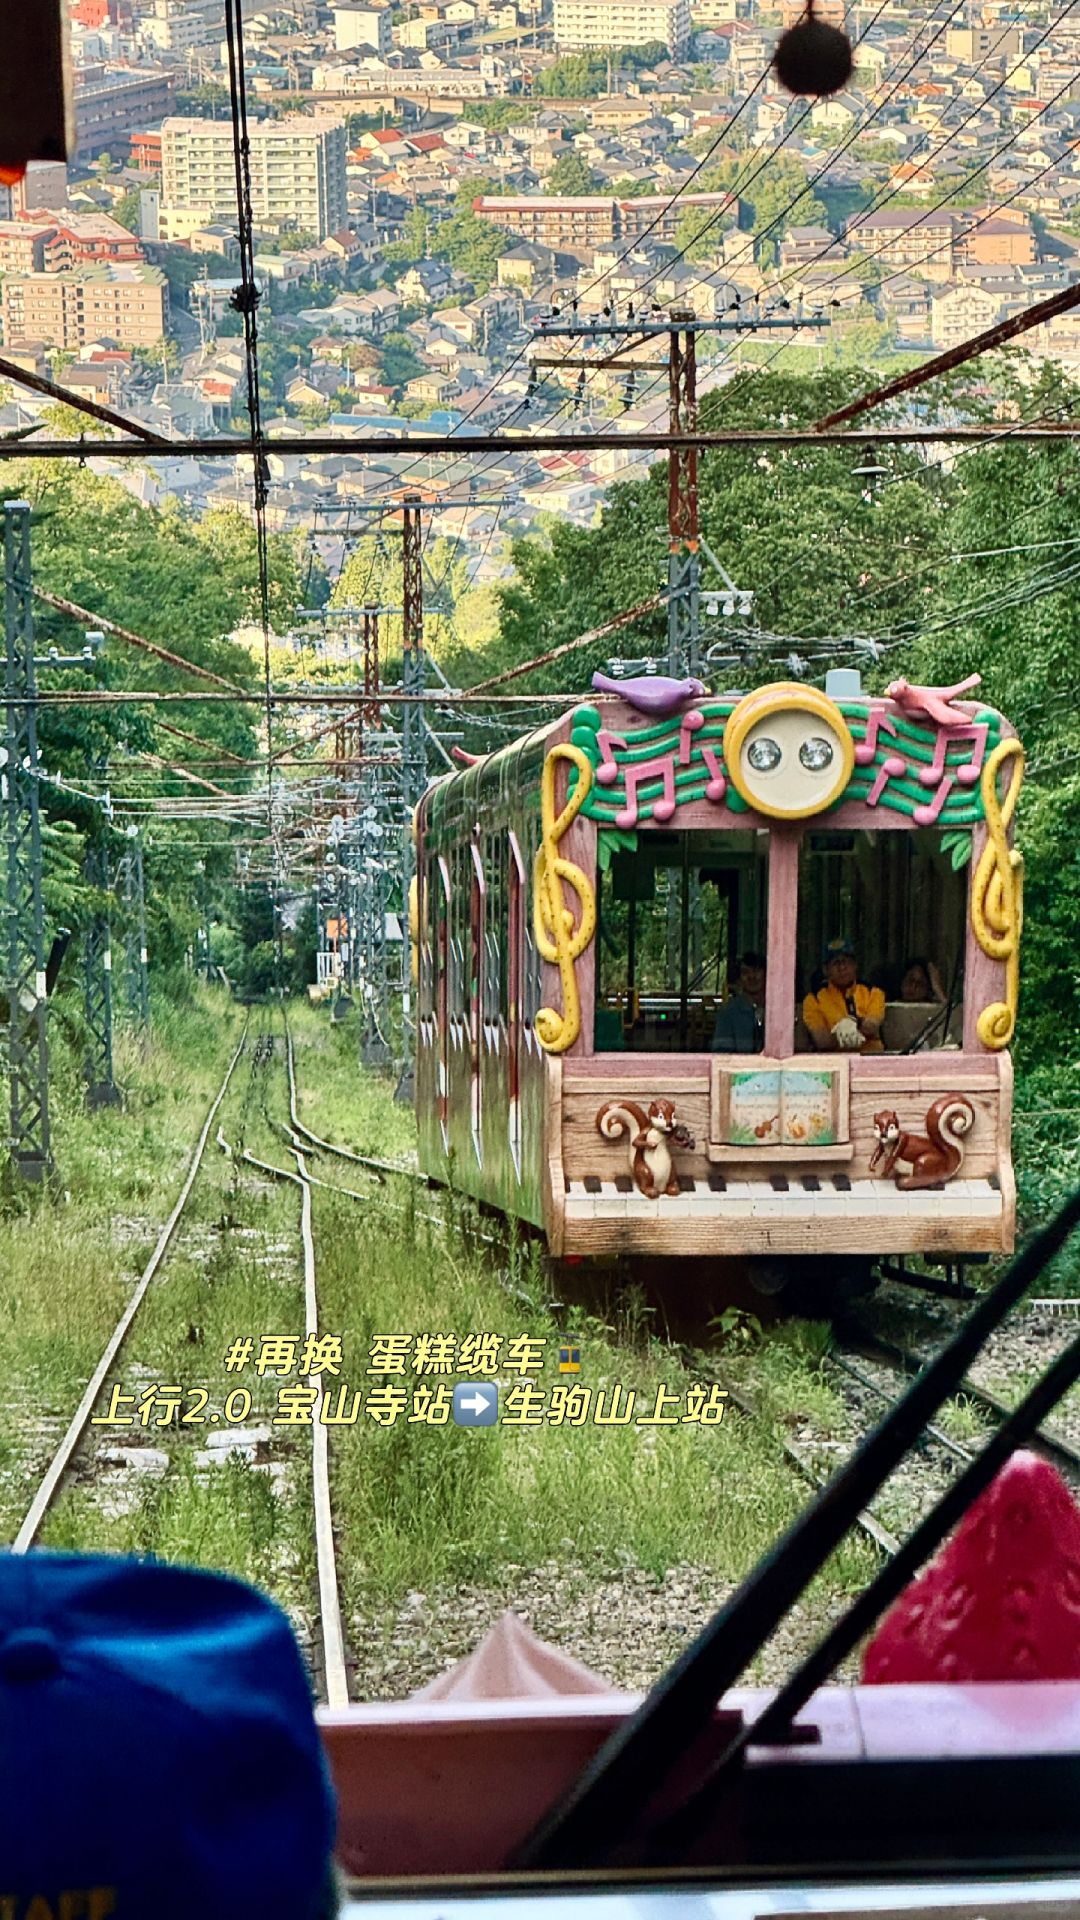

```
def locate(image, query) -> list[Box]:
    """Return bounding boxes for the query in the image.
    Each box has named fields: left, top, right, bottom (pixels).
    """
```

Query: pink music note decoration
left=700, top=744, right=726, bottom=803
left=855, top=705, right=898, bottom=766
left=867, top=753, right=906, bottom=807
left=913, top=777, right=956, bottom=828
left=679, top=708, right=705, bottom=763
left=615, top=754, right=677, bottom=827
left=917, top=719, right=989, bottom=790
left=596, top=730, right=626, bottom=787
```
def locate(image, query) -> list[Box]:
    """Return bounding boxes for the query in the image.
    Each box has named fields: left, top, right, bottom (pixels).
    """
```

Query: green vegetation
left=546, top=151, right=604, bottom=196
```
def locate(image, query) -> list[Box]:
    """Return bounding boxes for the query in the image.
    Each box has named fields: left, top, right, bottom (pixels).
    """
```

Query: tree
left=546, top=152, right=603, bottom=195
left=534, top=52, right=608, bottom=96
left=380, top=330, right=427, bottom=393
left=176, top=82, right=230, bottom=118
left=436, top=184, right=511, bottom=293
left=113, top=188, right=144, bottom=234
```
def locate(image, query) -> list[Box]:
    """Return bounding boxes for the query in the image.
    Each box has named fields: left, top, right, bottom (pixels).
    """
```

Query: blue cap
left=823, top=935, right=856, bottom=964
left=0, top=1551, right=337, bottom=1918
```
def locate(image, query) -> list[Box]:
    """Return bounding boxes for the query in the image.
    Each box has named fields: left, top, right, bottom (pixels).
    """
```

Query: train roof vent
left=825, top=667, right=861, bottom=699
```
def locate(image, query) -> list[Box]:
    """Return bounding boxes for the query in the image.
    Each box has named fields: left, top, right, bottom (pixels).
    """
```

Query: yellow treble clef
left=972, top=737, right=1024, bottom=1050
left=533, top=744, right=596, bottom=1054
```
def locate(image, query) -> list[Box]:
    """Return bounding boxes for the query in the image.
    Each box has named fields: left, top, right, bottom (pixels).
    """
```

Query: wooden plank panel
left=563, top=1090, right=712, bottom=1182
left=561, top=1213, right=1007, bottom=1258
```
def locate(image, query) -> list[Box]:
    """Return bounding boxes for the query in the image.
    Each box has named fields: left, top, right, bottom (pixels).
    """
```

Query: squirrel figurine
left=869, top=1095, right=975, bottom=1190
left=596, top=1098, right=695, bottom=1199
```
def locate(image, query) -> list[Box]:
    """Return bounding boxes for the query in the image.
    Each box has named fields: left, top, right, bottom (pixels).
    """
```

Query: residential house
left=398, top=259, right=456, bottom=306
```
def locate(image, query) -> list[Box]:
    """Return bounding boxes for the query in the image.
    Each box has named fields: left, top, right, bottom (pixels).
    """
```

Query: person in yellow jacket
left=803, top=936, right=885, bottom=1053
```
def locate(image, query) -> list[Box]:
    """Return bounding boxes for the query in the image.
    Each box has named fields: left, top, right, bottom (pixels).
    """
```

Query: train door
left=469, top=841, right=484, bottom=1166
left=507, top=833, right=525, bottom=1177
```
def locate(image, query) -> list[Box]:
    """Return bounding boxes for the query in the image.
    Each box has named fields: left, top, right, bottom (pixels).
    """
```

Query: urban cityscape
left=2, top=0, right=1077, bottom=594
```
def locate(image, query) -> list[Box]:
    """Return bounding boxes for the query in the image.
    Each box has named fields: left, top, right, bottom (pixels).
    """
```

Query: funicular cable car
left=413, top=670, right=1021, bottom=1306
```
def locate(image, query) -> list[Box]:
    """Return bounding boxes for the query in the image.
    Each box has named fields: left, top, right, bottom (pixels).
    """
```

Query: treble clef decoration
left=971, top=738, right=1024, bottom=1050
left=533, top=743, right=597, bottom=1054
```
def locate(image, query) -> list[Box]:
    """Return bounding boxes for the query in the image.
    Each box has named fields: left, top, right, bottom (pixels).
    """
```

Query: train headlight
left=799, top=736, right=834, bottom=772
left=747, top=736, right=782, bottom=772
left=724, top=684, right=854, bottom=820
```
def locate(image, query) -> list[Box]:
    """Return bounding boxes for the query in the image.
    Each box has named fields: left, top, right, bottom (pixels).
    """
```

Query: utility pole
left=400, top=493, right=427, bottom=1043
left=666, top=309, right=699, bottom=681
left=81, top=828, right=120, bottom=1109
left=1, top=502, right=50, bottom=1181
left=81, top=724, right=119, bottom=1109
left=530, top=305, right=828, bottom=677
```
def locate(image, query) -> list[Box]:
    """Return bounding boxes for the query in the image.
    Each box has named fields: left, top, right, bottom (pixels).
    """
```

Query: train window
left=596, top=831, right=768, bottom=1054
left=796, top=828, right=966, bottom=1054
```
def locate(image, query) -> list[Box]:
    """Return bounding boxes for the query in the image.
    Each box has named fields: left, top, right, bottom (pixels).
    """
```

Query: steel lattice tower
left=119, top=831, right=150, bottom=1029
left=81, top=832, right=120, bottom=1108
left=2, top=503, right=51, bottom=1180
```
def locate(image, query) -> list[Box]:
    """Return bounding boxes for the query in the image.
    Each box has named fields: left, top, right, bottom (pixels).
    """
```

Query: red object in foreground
left=0, top=165, right=27, bottom=186
left=863, top=1451, right=1080, bottom=1684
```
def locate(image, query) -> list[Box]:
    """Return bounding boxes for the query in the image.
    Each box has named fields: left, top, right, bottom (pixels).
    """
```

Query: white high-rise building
left=553, top=0, right=691, bottom=52
left=161, top=114, right=349, bottom=241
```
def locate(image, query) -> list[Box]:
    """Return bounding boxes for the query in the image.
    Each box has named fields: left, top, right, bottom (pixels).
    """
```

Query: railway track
left=837, top=1328, right=1080, bottom=1486
left=11, top=1026, right=249, bottom=1554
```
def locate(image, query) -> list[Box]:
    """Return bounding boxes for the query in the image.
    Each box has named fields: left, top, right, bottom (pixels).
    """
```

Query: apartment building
left=962, top=213, right=1037, bottom=268
left=847, top=207, right=959, bottom=282
left=332, top=1, right=394, bottom=53
left=74, top=65, right=176, bottom=159
left=0, top=212, right=142, bottom=278
left=552, top=0, right=691, bottom=54
left=0, top=223, right=54, bottom=276
left=930, top=282, right=1002, bottom=350
left=2, top=265, right=169, bottom=352
left=473, top=190, right=732, bottom=247
left=161, top=115, right=349, bottom=240
left=140, top=0, right=220, bottom=54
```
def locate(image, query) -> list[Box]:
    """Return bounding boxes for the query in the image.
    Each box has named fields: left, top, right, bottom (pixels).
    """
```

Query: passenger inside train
left=802, top=937, right=885, bottom=1053
left=710, top=951, right=767, bottom=1053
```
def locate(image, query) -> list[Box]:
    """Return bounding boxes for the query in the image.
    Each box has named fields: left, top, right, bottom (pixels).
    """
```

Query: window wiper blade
left=508, top=1188, right=1080, bottom=1873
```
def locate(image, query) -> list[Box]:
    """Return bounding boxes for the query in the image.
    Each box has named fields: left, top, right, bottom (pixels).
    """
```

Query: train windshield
left=796, top=827, right=966, bottom=1052
left=596, top=830, right=768, bottom=1053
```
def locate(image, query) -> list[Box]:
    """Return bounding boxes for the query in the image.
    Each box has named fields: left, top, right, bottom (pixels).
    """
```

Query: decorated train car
left=413, top=668, right=1022, bottom=1294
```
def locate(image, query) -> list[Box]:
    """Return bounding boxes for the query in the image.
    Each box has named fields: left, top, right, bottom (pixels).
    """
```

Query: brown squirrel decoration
left=869, top=1095, right=975, bottom=1190
left=596, top=1098, right=695, bottom=1199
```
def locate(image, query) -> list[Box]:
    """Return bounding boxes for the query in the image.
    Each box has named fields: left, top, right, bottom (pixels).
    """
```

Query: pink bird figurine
left=886, top=674, right=982, bottom=730
left=592, top=671, right=707, bottom=716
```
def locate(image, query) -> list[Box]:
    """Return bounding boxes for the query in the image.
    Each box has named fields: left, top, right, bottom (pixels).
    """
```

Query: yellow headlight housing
left=723, top=683, right=855, bottom=820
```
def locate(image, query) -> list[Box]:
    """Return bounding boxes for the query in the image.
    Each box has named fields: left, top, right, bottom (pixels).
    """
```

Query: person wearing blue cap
left=803, top=937, right=885, bottom=1053
left=0, top=1551, right=339, bottom=1919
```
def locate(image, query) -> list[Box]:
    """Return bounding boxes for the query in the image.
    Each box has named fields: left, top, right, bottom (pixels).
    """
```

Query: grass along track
left=0, top=991, right=248, bottom=1542
left=5, top=995, right=891, bottom=1698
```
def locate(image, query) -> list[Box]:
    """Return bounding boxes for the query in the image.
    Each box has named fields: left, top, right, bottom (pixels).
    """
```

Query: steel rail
left=283, top=1014, right=418, bottom=1180
left=719, top=1372, right=899, bottom=1557
left=5, top=426, right=1080, bottom=463
left=292, top=1144, right=350, bottom=1710
left=11, top=1027, right=249, bottom=1553
left=828, top=1350, right=974, bottom=1465
left=226, top=1133, right=350, bottom=1707
left=843, top=1329, right=1080, bottom=1481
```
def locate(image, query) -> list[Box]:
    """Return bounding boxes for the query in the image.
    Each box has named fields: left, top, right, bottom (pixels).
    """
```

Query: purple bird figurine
left=592, top=671, right=707, bottom=716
